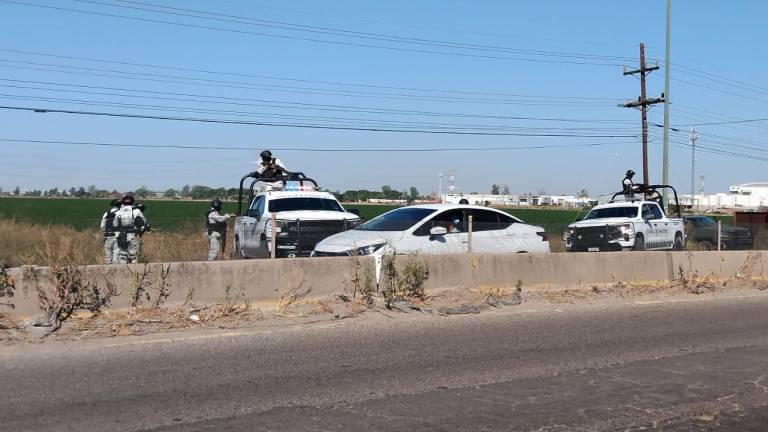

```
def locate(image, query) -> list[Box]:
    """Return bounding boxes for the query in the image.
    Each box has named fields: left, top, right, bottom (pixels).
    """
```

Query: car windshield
left=357, top=208, right=437, bottom=231
left=584, top=206, right=639, bottom=220
left=269, top=198, right=344, bottom=213
left=688, top=216, right=716, bottom=227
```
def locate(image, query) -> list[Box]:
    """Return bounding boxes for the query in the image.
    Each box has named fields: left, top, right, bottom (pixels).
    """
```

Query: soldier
left=622, top=170, right=636, bottom=200
left=112, top=195, right=147, bottom=264
left=207, top=198, right=234, bottom=261
left=99, top=199, right=121, bottom=264
left=257, top=150, right=288, bottom=190
left=134, top=202, right=151, bottom=260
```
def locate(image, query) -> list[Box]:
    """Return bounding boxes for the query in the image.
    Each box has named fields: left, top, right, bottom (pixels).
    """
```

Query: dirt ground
left=3, top=273, right=768, bottom=345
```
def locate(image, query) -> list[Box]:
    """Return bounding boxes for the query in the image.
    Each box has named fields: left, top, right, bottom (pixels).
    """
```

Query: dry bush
left=478, top=285, right=509, bottom=303
left=382, top=253, right=429, bottom=309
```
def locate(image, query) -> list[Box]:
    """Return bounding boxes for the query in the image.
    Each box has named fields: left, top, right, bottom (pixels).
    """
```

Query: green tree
left=180, top=185, right=191, bottom=197
left=491, top=184, right=500, bottom=195
left=134, top=186, right=153, bottom=198
left=13, top=186, right=20, bottom=196
left=163, top=188, right=179, bottom=198
left=577, top=188, right=589, bottom=198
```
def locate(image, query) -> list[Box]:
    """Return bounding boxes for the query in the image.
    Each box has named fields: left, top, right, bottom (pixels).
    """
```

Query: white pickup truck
left=565, top=199, right=685, bottom=252
left=233, top=172, right=361, bottom=259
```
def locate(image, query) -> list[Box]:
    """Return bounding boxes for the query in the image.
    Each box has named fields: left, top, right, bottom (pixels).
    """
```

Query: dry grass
left=275, top=280, right=312, bottom=318
left=0, top=219, right=217, bottom=266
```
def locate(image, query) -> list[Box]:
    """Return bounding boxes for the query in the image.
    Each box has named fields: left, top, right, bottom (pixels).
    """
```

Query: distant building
left=441, top=193, right=590, bottom=208
left=680, top=182, right=768, bottom=211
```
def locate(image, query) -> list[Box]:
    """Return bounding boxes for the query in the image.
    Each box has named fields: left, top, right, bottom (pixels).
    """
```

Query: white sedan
left=312, top=204, right=550, bottom=257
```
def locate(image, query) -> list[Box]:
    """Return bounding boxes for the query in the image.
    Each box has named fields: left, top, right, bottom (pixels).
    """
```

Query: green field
left=0, top=197, right=733, bottom=234
left=0, top=197, right=584, bottom=233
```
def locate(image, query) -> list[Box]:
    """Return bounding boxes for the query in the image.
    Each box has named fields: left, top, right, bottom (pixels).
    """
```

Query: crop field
left=0, top=197, right=734, bottom=234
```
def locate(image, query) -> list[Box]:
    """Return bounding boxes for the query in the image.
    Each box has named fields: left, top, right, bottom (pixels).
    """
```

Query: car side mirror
left=430, top=226, right=448, bottom=236
left=348, top=208, right=360, bottom=216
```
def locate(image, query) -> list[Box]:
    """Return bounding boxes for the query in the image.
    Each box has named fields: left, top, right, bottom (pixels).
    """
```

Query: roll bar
left=236, top=170, right=320, bottom=216
left=608, top=184, right=682, bottom=218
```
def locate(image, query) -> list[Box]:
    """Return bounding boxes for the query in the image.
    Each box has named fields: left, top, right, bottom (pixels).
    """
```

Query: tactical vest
left=115, top=206, right=137, bottom=233
left=104, top=208, right=118, bottom=236
left=207, top=210, right=227, bottom=235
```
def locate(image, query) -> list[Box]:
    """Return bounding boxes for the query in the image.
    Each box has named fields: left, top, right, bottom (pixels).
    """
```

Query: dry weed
left=275, top=280, right=312, bottom=318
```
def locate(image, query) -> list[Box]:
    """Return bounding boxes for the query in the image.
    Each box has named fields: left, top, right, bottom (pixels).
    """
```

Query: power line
left=0, top=93, right=638, bottom=132
left=0, top=137, right=639, bottom=152
left=0, top=59, right=611, bottom=106
left=0, top=105, right=640, bottom=137
left=0, top=0, right=627, bottom=66
left=95, top=0, right=636, bottom=62
left=0, top=48, right=620, bottom=100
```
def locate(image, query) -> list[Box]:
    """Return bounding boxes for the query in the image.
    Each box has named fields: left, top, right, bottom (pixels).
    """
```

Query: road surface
left=2, top=295, right=768, bottom=431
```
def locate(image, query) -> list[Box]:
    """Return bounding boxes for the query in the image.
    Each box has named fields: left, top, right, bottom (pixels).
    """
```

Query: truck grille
left=281, top=220, right=349, bottom=254
left=573, top=226, right=608, bottom=245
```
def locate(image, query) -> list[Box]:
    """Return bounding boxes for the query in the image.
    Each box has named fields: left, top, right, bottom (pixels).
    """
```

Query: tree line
left=1, top=184, right=424, bottom=202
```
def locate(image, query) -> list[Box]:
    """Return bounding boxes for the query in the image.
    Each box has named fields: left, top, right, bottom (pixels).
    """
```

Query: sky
left=2, top=0, right=767, bottom=197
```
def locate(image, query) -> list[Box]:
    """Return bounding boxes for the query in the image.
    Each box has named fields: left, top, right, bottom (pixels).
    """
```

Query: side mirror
left=430, top=226, right=448, bottom=236
left=348, top=208, right=360, bottom=216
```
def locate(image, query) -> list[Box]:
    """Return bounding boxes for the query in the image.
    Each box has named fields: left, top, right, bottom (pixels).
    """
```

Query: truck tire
left=698, top=240, right=714, bottom=251
left=633, top=233, right=645, bottom=251
left=673, top=232, right=684, bottom=251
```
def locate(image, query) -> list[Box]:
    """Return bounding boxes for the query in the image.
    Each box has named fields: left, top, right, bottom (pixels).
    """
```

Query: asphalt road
left=3, top=295, right=768, bottom=431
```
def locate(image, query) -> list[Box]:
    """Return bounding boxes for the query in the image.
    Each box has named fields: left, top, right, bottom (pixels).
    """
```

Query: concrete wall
left=4, top=251, right=765, bottom=318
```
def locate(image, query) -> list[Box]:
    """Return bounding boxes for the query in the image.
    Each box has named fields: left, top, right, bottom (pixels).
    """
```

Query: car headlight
left=354, top=243, right=386, bottom=255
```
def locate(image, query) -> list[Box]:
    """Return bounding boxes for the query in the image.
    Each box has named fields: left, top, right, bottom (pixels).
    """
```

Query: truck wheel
left=633, top=234, right=645, bottom=251
left=673, top=233, right=684, bottom=251
left=698, top=240, right=714, bottom=251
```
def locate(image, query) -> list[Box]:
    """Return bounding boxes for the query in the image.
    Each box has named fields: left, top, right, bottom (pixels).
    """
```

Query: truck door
left=641, top=204, right=665, bottom=249
left=242, top=196, right=265, bottom=256
left=649, top=203, right=670, bottom=248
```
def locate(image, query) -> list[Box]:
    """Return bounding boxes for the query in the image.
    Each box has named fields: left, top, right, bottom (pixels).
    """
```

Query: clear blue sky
left=2, top=0, right=767, bottom=196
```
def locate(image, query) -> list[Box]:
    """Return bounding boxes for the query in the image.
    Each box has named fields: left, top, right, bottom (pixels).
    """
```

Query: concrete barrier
left=4, top=251, right=765, bottom=318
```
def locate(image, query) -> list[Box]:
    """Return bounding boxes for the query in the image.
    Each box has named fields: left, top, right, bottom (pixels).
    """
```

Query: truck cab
left=233, top=172, right=361, bottom=258
left=565, top=184, right=685, bottom=252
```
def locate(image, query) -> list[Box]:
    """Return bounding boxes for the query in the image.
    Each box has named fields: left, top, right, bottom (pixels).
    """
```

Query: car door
left=406, top=209, right=469, bottom=254
left=242, top=196, right=265, bottom=256
left=468, top=209, right=509, bottom=253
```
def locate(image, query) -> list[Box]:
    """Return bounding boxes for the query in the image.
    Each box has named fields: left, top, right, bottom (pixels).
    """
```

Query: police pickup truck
left=233, top=171, right=361, bottom=259
left=565, top=185, right=685, bottom=252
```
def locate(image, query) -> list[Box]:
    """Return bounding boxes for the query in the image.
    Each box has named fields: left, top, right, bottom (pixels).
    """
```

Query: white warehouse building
left=681, top=182, right=768, bottom=210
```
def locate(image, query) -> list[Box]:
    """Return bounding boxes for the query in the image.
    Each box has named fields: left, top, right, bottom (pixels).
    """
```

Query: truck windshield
left=357, top=208, right=437, bottom=231
left=269, top=198, right=344, bottom=213
left=584, top=206, right=639, bottom=220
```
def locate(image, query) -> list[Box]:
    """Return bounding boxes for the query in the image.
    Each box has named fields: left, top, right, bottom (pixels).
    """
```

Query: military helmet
left=211, top=198, right=222, bottom=211
left=260, top=150, right=272, bottom=161
left=121, top=195, right=135, bottom=206
left=625, top=169, right=635, bottom=177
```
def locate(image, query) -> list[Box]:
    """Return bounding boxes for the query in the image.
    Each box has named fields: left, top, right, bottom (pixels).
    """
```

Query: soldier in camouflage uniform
left=206, top=198, right=233, bottom=261
left=99, top=199, right=121, bottom=264
left=113, top=195, right=147, bottom=264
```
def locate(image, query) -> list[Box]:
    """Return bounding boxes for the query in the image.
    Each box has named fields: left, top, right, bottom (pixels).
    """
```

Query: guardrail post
left=467, top=214, right=473, bottom=253
left=271, top=213, right=277, bottom=259
left=717, top=220, right=722, bottom=251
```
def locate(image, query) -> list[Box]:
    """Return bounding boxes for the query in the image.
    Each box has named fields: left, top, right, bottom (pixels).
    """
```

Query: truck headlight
left=619, top=223, right=633, bottom=240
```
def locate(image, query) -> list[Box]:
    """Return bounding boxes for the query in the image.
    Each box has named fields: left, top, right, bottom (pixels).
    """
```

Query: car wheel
left=633, top=233, right=645, bottom=251
left=698, top=240, right=714, bottom=251
left=673, top=233, right=684, bottom=251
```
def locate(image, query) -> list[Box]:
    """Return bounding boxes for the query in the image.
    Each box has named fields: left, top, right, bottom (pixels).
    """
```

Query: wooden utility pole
left=621, top=43, right=664, bottom=186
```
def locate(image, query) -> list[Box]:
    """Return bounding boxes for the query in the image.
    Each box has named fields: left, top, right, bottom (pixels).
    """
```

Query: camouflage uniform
left=113, top=204, right=147, bottom=264
left=207, top=209, right=231, bottom=261
left=100, top=205, right=120, bottom=264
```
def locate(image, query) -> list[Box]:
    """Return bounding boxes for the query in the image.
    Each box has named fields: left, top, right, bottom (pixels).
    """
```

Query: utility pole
left=689, top=126, right=698, bottom=209
left=662, top=0, right=672, bottom=207
left=621, top=43, right=664, bottom=186
left=438, top=172, right=443, bottom=203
